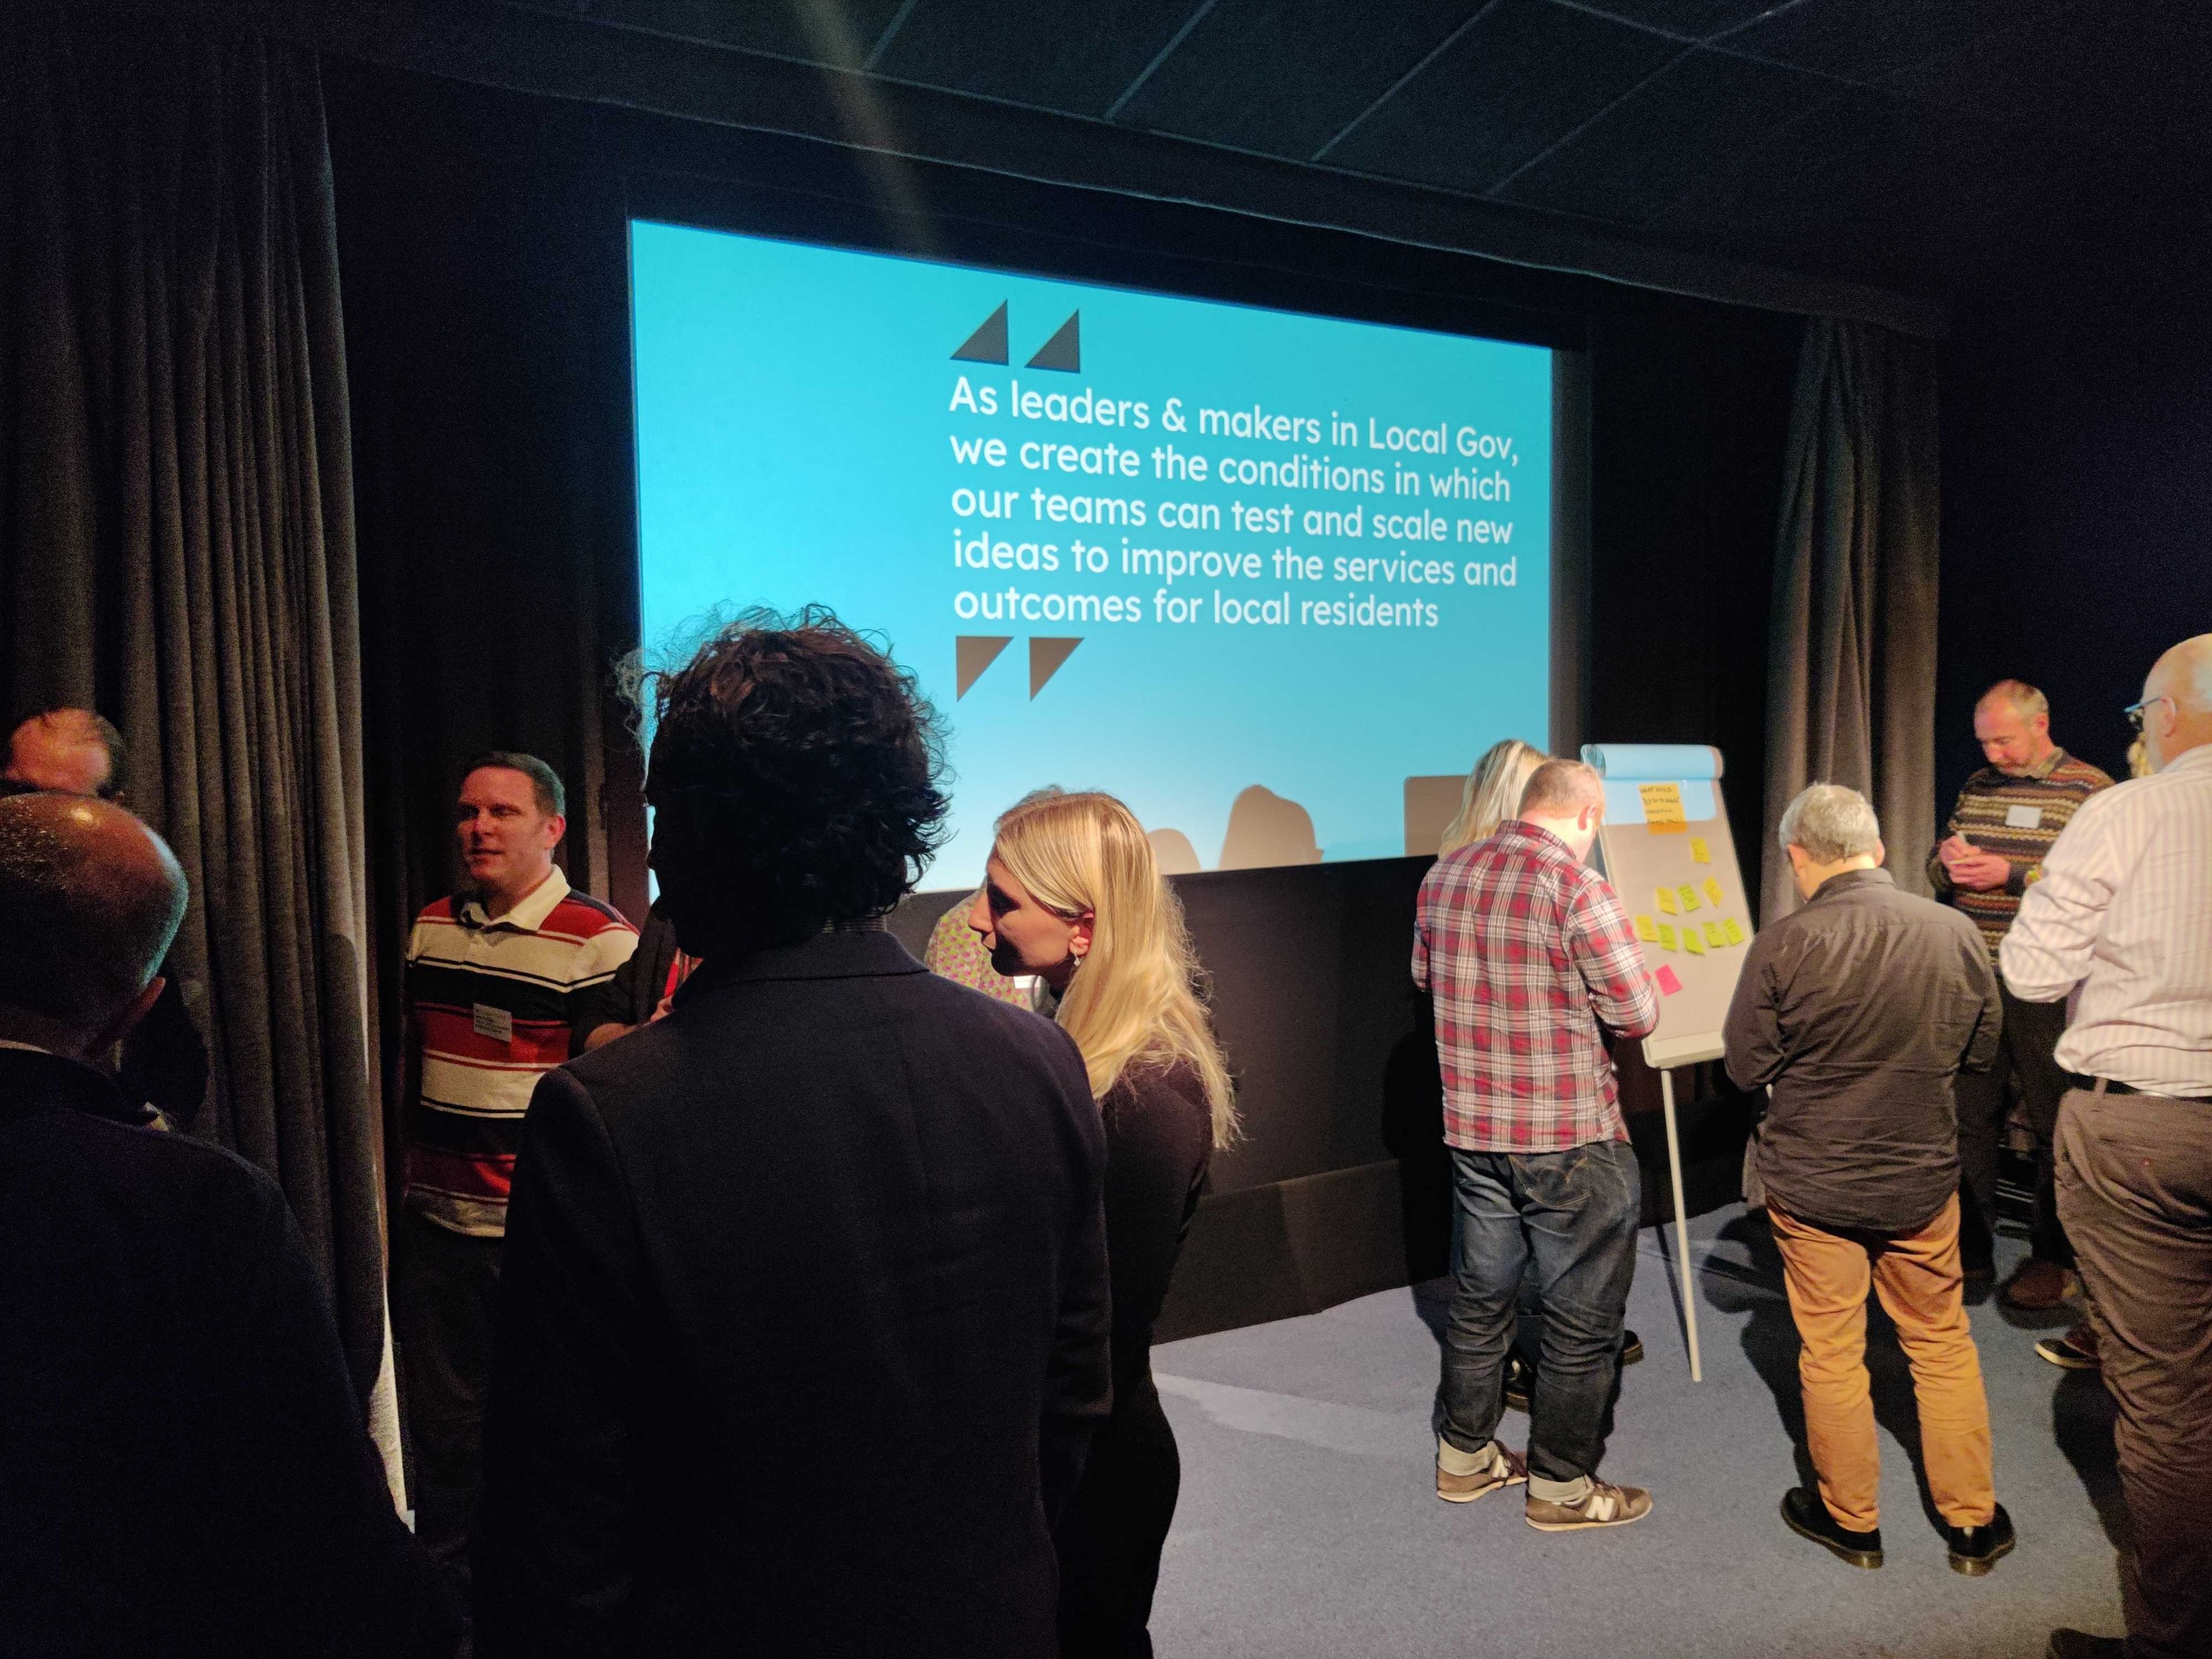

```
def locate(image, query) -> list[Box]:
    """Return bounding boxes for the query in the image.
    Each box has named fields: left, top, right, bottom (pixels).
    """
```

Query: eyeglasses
left=2123, top=695, right=2173, bottom=734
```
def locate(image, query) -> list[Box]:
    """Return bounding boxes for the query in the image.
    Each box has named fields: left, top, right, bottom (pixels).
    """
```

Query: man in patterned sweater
left=1929, top=681, right=2112, bottom=1312
left=395, top=752, right=636, bottom=1605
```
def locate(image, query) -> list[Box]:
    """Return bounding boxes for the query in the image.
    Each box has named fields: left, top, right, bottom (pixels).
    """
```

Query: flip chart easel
left=1581, top=744, right=1758, bottom=1384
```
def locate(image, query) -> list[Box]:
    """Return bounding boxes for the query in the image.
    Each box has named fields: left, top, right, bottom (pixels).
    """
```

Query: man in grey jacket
left=1725, top=784, right=2010, bottom=1578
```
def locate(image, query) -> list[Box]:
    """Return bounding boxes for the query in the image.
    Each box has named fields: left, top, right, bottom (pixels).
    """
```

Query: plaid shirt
left=1413, top=821, right=1659, bottom=1153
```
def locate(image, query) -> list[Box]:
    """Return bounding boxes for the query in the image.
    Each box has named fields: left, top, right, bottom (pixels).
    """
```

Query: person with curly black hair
left=475, top=609, right=1113, bottom=1659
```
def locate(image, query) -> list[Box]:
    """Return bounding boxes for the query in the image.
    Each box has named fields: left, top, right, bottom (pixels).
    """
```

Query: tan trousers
left=1767, top=1195, right=1996, bottom=1532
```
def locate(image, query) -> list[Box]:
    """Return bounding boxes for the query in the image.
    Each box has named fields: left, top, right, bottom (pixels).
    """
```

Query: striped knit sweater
left=1929, top=748, right=2113, bottom=959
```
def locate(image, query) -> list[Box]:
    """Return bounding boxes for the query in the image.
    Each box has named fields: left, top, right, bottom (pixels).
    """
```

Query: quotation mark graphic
left=951, top=303, right=1080, bottom=373
left=955, top=637, right=1083, bottom=699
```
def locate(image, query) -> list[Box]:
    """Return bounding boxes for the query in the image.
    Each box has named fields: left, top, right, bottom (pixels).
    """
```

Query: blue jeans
left=1434, top=1139, right=1641, bottom=1483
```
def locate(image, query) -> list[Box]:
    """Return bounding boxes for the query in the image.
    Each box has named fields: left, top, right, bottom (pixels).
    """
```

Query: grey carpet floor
left=1149, top=1203, right=2128, bottom=1658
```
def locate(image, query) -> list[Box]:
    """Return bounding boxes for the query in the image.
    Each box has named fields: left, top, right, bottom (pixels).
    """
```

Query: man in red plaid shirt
left=1413, top=757, right=1659, bottom=1532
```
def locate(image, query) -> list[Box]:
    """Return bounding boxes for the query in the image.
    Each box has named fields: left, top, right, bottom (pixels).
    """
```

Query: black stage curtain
left=0, top=14, right=388, bottom=1412
left=1761, top=319, right=1942, bottom=922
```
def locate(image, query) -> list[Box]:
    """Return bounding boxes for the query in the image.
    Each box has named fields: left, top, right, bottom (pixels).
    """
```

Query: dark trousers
left=1057, top=1376, right=1180, bottom=1659
left=1435, top=1139, right=1639, bottom=1483
left=2057, top=1086, right=2212, bottom=1659
left=1956, top=984, right=2071, bottom=1267
left=393, top=1207, right=503, bottom=1605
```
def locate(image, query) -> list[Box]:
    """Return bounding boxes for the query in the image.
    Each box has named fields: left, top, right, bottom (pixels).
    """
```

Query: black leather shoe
left=1945, top=1502, right=2014, bottom=1576
left=1782, top=1487, right=1882, bottom=1569
left=2046, top=1630, right=2126, bottom=1658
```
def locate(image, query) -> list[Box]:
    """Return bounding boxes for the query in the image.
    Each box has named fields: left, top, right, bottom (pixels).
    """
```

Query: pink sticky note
left=1654, top=965, right=1683, bottom=996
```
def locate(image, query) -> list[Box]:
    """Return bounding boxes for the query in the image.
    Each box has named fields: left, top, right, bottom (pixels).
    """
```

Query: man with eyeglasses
left=2003, top=636, right=2212, bottom=1659
left=1929, top=681, right=2112, bottom=1308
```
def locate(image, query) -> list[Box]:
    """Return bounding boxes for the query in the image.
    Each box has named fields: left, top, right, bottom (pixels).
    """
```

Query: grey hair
left=1518, top=758, right=1603, bottom=818
left=1978, top=679, right=2048, bottom=720
left=1778, top=783, right=1881, bottom=863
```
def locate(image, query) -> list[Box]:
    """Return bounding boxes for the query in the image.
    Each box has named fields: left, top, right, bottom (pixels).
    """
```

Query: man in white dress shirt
left=2001, top=634, right=2212, bottom=1659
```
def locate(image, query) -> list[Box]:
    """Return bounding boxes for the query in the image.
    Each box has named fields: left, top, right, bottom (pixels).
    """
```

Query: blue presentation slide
left=632, top=219, right=1552, bottom=885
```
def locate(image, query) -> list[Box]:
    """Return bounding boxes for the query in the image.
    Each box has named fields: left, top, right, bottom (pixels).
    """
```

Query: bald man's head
left=0, top=794, right=187, bottom=1035
left=4, top=709, right=126, bottom=801
left=2141, top=633, right=2212, bottom=771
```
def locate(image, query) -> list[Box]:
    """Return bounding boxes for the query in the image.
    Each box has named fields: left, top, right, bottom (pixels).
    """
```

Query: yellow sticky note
left=1678, top=884, right=1701, bottom=913
left=1634, top=914, right=1658, bottom=944
left=1722, top=917, right=1745, bottom=946
left=1683, top=925, right=1706, bottom=957
left=1705, top=922, right=1726, bottom=949
left=1690, top=837, right=1710, bottom=865
left=1657, top=923, right=1677, bottom=952
left=1702, top=877, right=1725, bottom=908
left=1640, top=782, right=1687, bottom=834
left=1656, top=887, right=1677, bottom=915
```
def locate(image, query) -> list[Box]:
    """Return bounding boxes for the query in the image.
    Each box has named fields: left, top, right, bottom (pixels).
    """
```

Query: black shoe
left=1622, top=1328, right=1645, bottom=1366
left=1944, top=1502, right=2014, bottom=1576
left=1782, top=1487, right=1882, bottom=1569
left=2046, top=1631, right=2126, bottom=1658
left=1502, top=1351, right=1533, bottom=1412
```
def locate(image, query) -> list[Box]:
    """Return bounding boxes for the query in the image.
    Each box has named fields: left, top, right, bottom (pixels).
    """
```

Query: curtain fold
left=1, top=12, right=392, bottom=1489
left=1761, top=318, right=1941, bottom=923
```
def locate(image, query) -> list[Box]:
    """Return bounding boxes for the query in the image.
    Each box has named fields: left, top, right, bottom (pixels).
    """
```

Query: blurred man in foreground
left=1727, top=784, right=2010, bottom=1577
left=1414, top=758, right=1659, bottom=1533
left=475, top=611, right=1110, bottom=1658
left=0, top=793, right=454, bottom=1655
left=2005, top=637, right=2212, bottom=1659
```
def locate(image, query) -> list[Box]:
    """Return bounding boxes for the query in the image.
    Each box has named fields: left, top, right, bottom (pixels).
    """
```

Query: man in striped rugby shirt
left=395, top=752, right=636, bottom=1604
left=1930, top=681, right=2112, bottom=1310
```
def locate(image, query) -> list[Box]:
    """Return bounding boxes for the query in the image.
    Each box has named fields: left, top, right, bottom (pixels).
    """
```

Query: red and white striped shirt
left=404, top=868, right=636, bottom=1236
left=1413, top=821, right=1659, bottom=1153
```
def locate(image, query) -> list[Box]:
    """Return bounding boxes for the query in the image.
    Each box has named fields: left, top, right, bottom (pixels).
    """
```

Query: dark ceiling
left=315, top=0, right=2212, bottom=315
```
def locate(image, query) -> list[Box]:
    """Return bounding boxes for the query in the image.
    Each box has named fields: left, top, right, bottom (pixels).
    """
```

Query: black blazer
left=475, top=930, right=1112, bottom=1659
left=0, top=1047, right=456, bottom=1658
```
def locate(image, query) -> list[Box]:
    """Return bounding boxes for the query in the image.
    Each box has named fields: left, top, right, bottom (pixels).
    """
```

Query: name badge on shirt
left=2005, top=804, right=2043, bottom=830
left=472, top=1002, right=514, bottom=1046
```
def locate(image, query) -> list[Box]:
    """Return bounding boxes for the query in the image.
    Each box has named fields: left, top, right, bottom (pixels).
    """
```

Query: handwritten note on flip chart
left=1722, top=918, right=1745, bottom=946
left=1704, top=922, right=1726, bottom=949
left=1635, top=915, right=1658, bottom=943
left=1678, top=884, right=1701, bottom=913
left=1690, top=837, right=1710, bottom=865
left=1640, top=782, right=1687, bottom=834
left=1657, top=887, right=1678, bottom=915
left=1657, top=923, right=1678, bottom=951
left=1684, top=926, right=1707, bottom=957
left=1655, top=965, right=1683, bottom=996
left=1702, top=877, right=1725, bottom=908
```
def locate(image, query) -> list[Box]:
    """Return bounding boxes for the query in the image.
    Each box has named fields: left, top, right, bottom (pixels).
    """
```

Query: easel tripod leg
left=1660, top=1067, right=1703, bottom=1382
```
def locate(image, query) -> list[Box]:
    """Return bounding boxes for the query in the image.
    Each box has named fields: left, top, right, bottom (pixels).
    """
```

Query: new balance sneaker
left=1435, top=1438, right=1528, bottom=1505
left=1781, top=1487, right=1883, bottom=1569
left=1524, top=1478, right=1652, bottom=1532
left=1945, top=1503, right=2015, bottom=1577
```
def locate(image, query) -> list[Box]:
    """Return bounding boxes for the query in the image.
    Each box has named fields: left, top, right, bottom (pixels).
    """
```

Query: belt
left=2080, top=1076, right=2142, bottom=1097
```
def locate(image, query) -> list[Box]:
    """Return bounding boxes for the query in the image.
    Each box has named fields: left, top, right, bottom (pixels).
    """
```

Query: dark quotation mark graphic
left=951, top=303, right=1080, bottom=373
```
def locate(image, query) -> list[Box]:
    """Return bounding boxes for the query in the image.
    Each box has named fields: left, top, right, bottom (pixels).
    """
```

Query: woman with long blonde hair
left=1438, top=737, right=1547, bottom=857
left=969, top=790, right=1233, bottom=1658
